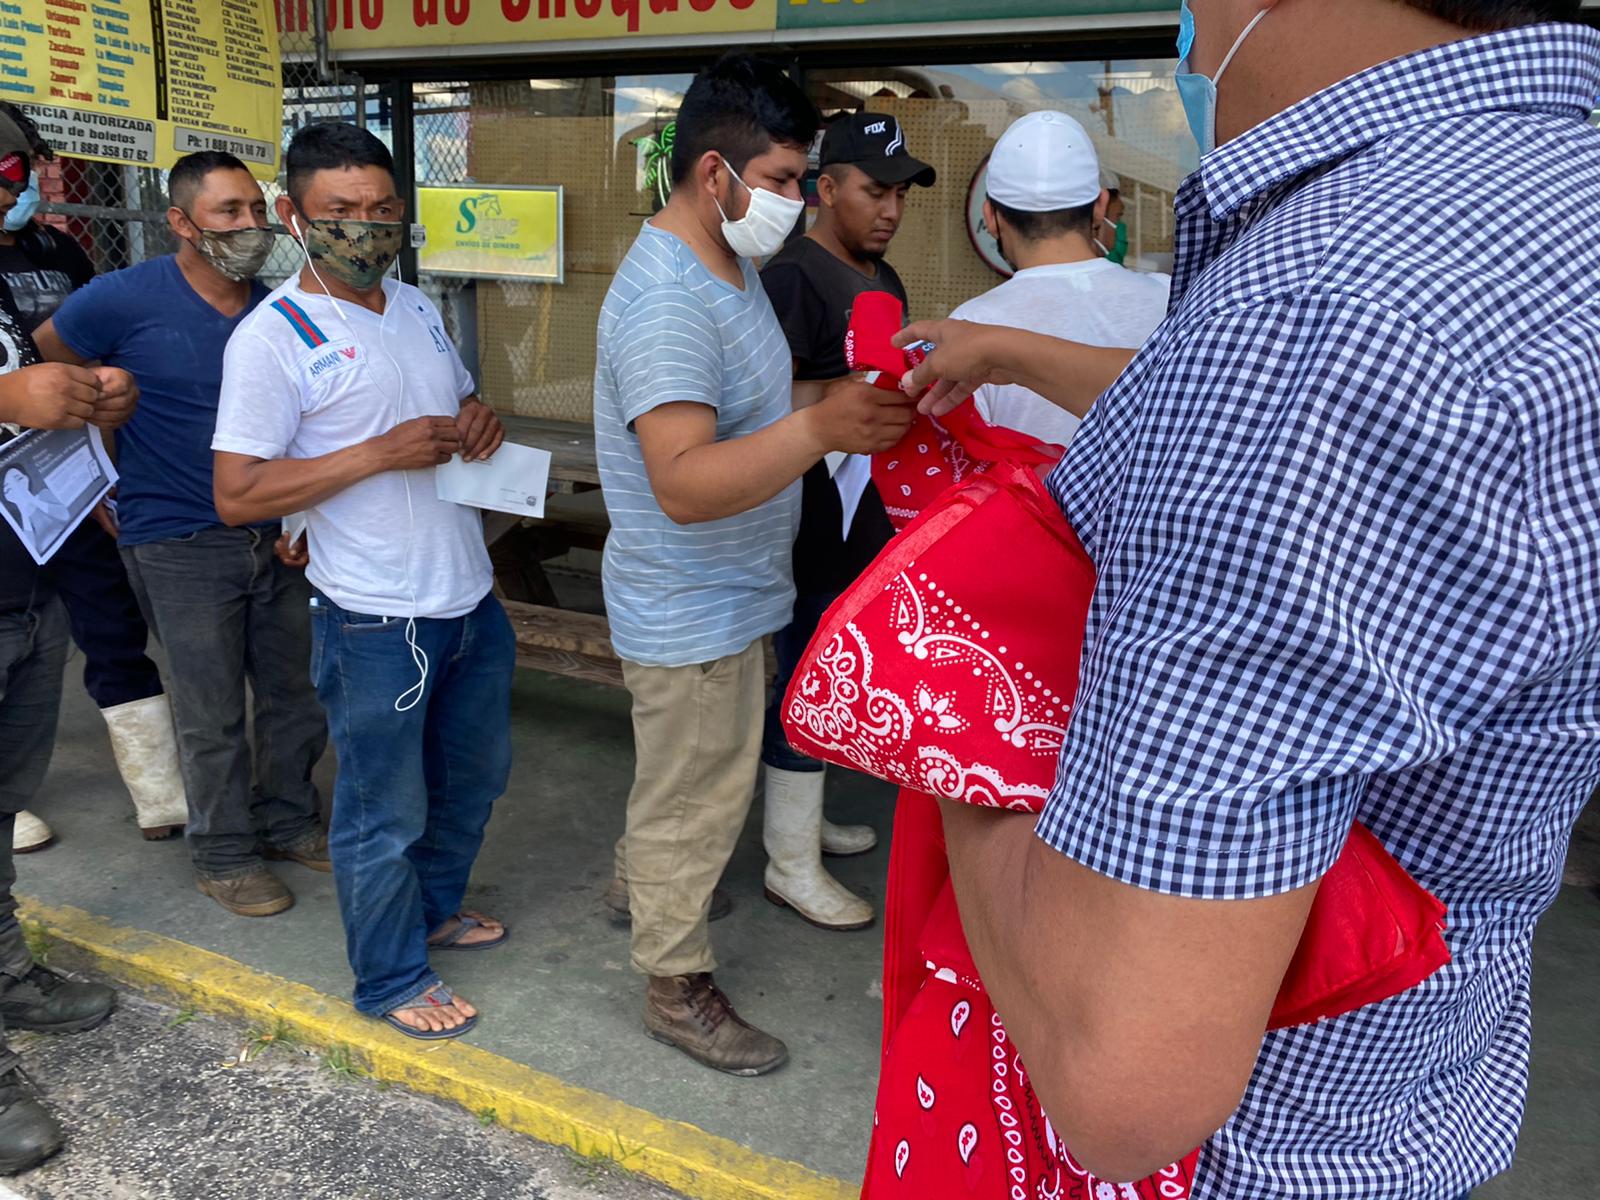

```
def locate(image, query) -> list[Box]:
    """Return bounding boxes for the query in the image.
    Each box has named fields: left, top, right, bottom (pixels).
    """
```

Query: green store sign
left=779, top=0, right=1174, bottom=30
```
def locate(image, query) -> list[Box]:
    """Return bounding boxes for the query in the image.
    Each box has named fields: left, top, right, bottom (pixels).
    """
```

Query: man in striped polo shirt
left=37, top=152, right=330, bottom=919
left=596, top=55, right=914, bottom=1076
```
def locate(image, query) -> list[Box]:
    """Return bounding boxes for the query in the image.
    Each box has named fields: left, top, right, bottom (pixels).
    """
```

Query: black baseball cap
left=819, top=113, right=936, bottom=188
left=0, top=112, right=30, bottom=193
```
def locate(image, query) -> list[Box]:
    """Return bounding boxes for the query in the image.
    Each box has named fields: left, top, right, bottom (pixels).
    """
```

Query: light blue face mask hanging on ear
left=2, top=181, right=39, bottom=232
left=1175, top=0, right=1271, bottom=157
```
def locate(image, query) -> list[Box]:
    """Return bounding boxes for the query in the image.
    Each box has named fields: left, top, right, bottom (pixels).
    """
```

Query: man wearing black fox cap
left=757, top=112, right=936, bottom=932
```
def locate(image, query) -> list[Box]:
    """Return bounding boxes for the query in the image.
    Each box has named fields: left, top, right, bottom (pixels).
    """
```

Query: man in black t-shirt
left=0, top=215, right=92, bottom=337
left=0, top=280, right=129, bottom=1172
left=0, top=101, right=186, bottom=854
left=757, top=113, right=935, bottom=931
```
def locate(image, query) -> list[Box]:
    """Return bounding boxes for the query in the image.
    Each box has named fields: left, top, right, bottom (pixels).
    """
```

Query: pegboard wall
left=466, top=81, right=660, bottom=423
left=452, top=88, right=1176, bottom=424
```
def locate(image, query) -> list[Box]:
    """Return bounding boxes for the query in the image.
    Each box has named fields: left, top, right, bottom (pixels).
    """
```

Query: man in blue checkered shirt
left=896, top=1, right=1600, bottom=1196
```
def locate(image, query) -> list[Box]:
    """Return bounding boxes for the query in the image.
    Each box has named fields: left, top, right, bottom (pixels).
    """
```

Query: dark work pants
left=44, top=520, right=165, bottom=710
left=761, top=590, right=835, bottom=773
left=0, top=599, right=68, bottom=995
left=124, top=527, right=327, bottom=878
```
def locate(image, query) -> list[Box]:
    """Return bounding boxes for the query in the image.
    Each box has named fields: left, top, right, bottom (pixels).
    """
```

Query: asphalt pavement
left=0, top=950, right=682, bottom=1200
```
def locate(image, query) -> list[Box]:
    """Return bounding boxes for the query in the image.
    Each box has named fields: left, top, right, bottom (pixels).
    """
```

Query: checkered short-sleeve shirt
left=1039, top=23, right=1600, bottom=1200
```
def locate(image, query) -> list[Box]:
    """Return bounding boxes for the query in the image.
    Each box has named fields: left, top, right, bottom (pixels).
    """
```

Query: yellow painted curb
left=19, top=900, right=857, bottom=1200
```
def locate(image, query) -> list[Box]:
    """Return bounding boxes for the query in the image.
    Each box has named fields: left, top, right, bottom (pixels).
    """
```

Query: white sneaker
left=762, top=767, right=874, bottom=931
left=12, top=810, right=54, bottom=854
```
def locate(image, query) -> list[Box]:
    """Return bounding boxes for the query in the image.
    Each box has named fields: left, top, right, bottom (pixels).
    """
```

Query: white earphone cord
left=291, top=216, right=428, bottom=714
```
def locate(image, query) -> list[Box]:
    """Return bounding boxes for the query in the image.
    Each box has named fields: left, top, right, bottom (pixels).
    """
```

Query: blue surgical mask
left=1175, top=0, right=1270, bottom=158
left=2, top=181, right=38, bottom=232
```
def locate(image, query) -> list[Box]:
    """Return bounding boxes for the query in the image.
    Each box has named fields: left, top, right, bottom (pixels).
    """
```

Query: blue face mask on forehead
left=1174, top=0, right=1270, bottom=158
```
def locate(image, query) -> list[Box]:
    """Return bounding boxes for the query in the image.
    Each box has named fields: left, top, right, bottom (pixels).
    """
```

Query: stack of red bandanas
left=784, top=293, right=1450, bottom=1199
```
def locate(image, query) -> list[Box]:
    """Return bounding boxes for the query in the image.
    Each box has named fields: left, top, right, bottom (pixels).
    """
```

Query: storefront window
left=804, top=60, right=1187, bottom=328
left=413, top=75, right=690, bottom=424
left=418, top=59, right=1188, bottom=424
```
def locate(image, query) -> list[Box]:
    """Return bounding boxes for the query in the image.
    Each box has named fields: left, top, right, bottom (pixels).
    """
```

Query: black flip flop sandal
left=380, top=984, right=479, bottom=1041
left=426, top=912, right=510, bottom=953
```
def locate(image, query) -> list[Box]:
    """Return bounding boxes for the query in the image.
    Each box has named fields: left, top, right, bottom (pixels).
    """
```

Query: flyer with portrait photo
left=0, top=427, right=118, bottom=565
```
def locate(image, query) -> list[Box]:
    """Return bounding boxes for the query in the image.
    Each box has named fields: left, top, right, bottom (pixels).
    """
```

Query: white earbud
left=289, top=217, right=428, bottom=714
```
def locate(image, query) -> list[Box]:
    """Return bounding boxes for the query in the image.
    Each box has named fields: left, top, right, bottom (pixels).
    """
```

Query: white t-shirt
left=950, top=259, right=1171, bottom=448
left=213, top=279, right=492, bottom=620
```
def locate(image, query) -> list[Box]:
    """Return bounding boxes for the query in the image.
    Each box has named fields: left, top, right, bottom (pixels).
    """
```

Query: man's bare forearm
left=939, top=799, right=1313, bottom=1182
left=647, top=409, right=826, bottom=524
left=984, top=329, right=1135, bottom=417
left=31, top=320, right=87, bottom=367
left=213, top=443, right=387, bottom=526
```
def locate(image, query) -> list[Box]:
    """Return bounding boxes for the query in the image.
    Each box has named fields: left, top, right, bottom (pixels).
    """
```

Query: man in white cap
left=952, top=111, right=1169, bottom=447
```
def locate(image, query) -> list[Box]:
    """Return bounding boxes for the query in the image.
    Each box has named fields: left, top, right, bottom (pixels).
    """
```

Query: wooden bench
left=501, top=414, right=600, bottom=492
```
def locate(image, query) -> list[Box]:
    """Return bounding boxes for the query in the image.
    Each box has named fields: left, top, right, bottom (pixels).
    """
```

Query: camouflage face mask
left=185, top=220, right=275, bottom=282
left=295, top=214, right=404, bottom=291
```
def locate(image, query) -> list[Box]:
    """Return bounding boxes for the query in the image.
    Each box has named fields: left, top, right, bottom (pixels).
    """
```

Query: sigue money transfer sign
left=0, top=0, right=283, bottom=178
left=417, top=184, right=564, bottom=283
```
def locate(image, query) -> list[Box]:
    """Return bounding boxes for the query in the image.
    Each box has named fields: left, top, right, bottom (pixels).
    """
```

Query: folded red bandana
left=784, top=459, right=1450, bottom=1027
left=794, top=464, right=1448, bottom=1200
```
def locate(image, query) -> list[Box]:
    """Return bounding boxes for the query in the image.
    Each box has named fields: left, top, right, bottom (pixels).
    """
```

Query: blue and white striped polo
left=594, top=222, right=800, bottom=668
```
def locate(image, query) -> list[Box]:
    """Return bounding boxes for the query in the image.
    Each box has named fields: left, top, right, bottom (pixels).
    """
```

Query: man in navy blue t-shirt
left=36, top=152, right=328, bottom=919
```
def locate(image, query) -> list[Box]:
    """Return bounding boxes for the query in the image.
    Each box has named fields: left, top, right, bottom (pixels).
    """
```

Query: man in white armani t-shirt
left=953, top=111, right=1170, bottom=448
left=212, top=122, right=513, bottom=1043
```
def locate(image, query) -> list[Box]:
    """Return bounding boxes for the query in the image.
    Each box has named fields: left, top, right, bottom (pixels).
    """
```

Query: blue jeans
left=310, top=589, right=515, bottom=1015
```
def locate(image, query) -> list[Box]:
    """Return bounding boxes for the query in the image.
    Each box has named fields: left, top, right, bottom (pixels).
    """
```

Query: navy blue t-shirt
left=50, top=255, right=269, bottom=546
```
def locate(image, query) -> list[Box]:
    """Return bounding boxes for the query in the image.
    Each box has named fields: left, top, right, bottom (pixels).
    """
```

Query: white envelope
left=435, top=442, right=553, bottom=519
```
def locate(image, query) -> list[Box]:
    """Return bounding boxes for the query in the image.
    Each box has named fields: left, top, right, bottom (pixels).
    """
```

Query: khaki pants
left=621, top=640, right=765, bottom=978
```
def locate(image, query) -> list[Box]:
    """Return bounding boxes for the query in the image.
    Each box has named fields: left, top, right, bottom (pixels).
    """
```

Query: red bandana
left=789, top=297, right=1450, bottom=1200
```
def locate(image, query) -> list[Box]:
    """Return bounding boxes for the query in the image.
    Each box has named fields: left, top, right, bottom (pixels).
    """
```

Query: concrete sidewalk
left=16, top=655, right=1600, bottom=1198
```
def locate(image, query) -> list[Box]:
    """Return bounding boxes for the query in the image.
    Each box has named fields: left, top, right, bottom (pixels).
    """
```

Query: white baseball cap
left=986, top=111, right=1102, bottom=213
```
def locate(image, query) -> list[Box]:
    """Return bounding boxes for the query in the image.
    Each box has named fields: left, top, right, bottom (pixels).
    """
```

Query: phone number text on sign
left=27, top=107, right=158, bottom=166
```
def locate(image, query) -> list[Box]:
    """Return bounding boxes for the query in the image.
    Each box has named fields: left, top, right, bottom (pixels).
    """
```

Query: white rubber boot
left=12, top=810, right=54, bottom=854
left=101, top=695, right=189, bottom=840
left=763, top=767, right=874, bottom=931
left=821, top=816, right=878, bottom=858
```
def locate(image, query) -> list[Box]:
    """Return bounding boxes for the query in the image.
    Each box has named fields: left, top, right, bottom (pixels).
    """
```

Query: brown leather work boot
left=643, top=974, right=788, bottom=1077
left=196, top=868, right=293, bottom=917
left=264, top=827, right=332, bottom=873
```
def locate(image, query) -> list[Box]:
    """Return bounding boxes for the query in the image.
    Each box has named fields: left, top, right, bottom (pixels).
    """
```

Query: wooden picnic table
left=501, top=415, right=600, bottom=491
left=488, top=415, right=778, bottom=690
left=488, top=416, right=621, bottom=684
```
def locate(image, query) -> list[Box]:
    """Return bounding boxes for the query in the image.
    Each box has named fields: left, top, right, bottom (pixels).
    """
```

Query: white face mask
left=714, top=160, right=804, bottom=260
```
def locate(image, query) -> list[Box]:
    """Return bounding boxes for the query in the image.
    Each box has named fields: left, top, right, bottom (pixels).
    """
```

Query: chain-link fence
left=23, top=137, right=174, bottom=278
left=412, top=83, right=475, bottom=361
left=19, top=17, right=374, bottom=289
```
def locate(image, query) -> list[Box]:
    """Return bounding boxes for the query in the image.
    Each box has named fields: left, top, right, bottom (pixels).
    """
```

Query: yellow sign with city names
left=0, top=0, right=283, bottom=177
